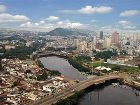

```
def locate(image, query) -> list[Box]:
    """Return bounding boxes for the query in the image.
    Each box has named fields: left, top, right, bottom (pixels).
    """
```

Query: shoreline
left=33, top=55, right=140, bottom=105
left=54, top=79, right=140, bottom=105
left=123, top=80, right=140, bottom=90
left=37, top=56, right=88, bottom=80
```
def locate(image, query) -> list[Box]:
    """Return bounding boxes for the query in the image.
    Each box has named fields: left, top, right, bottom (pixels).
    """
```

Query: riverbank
left=123, top=80, right=140, bottom=90
left=37, top=55, right=140, bottom=89
left=53, top=90, right=85, bottom=105
left=54, top=78, right=140, bottom=105
left=35, top=57, right=62, bottom=76
left=37, top=54, right=91, bottom=73
left=67, top=57, right=91, bottom=73
left=35, top=55, right=140, bottom=105
left=38, top=56, right=87, bottom=80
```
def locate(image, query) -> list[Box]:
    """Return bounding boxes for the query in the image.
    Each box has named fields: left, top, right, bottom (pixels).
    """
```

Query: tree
left=76, top=55, right=91, bottom=62
left=138, top=64, right=140, bottom=69
left=120, top=50, right=127, bottom=55
left=92, top=50, right=97, bottom=54
left=3, top=46, right=34, bottom=59
left=94, top=57, right=100, bottom=61
left=25, top=69, right=32, bottom=74
left=0, top=59, right=3, bottom=71
left=37, top=71, right=48, bottom=81
left=48, top=70, right=61, bottom=76
left=11, top=80, right=19, bottom=88
left=112, top=65, right=121, bottom=71
left=68, top=58, right=90, bottom=72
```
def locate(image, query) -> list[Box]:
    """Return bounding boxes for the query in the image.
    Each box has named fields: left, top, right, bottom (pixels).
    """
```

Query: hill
left=47, top=28, right=93, bottom=37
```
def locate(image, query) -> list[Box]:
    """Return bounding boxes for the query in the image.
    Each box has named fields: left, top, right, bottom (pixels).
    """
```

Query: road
left=29, top=74, right=124, bottom=105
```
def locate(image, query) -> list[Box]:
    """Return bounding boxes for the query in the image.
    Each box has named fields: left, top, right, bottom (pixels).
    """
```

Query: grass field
left=74, top=56, right=140, bottom=74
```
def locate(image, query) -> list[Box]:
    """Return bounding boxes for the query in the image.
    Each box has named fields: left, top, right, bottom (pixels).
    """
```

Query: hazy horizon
left=0, top=0, right=139, bottom=32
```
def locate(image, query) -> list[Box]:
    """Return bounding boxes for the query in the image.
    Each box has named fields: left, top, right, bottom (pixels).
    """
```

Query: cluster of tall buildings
left=74, top=31, right=120, bottom=52
left=43, top=30, right=140, bottom=56
left=73, top=31, right=140, bottom=55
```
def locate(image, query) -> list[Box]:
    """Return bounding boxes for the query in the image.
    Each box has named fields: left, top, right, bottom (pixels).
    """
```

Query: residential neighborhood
left=0, top=58, right=73, bottom=105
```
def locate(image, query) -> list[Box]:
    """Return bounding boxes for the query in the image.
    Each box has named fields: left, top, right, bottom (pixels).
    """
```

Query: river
left=39, top=56, right=87, bottom=80
left=39, top=56, right=140, bottom=105
left=78, top=83, right=140, bottom=105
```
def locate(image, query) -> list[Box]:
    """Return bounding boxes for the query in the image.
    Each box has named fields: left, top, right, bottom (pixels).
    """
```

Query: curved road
left=29, top=74, right=125, bottom=105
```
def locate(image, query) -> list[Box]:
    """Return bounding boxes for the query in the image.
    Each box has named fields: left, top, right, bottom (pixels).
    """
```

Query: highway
left=29, top=74, right=124, bottom=105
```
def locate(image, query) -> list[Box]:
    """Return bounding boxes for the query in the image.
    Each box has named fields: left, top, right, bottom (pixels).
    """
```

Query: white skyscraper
left=104, top=37, right=111, bottom=48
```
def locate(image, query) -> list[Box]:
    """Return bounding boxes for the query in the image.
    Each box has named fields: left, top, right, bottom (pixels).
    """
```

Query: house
left=4, top=44, right=15, bottom=50
left=95, top=66, right=111, bottom=71
left=55, top=76, right=64, bottom=80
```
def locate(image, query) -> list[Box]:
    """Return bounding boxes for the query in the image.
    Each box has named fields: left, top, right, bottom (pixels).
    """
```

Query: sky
left=0, top=0, right=139, bottom=31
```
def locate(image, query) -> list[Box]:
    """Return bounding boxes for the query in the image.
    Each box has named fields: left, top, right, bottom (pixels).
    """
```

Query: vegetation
left=36, top=58, right=61, bottom=78
left=5, top=35, right=23, bottom=41
left=3, top=46, right=33, bottom=59
left=37, top=70, right=48, bottom=81
left=37, top=70, right=61, bottom=81
left=53, top=90, right=85, bottom=105
left=1, top=36, right=46, bottom=59
left=46, top=47, right=56, bottom=51
left=95, top=50, right=118, bottom=61
left=48, top=70, right=61, bottom=76
left=0, top=48, right=5, bottom=54
left=47, top=28, right=88, bottom=37
left=75, top=55, right=92, bottom=62
left=112, top=65, right=121, bottom=71
left=36, top=60, right=44, bottom=68
left=94, top=72, right=103, bottom=76
left=120, top=50, right=128, bottom=55
left=99, top=63, right=139, bottom=74
left=32, top=40, right=46, bottom=51
left=68, top=57, right=90, bottom=72
left=11, top=80, right=19, bottom=88
left=92, top=50, right=97, bottom=54
left=138, top=64, right=140, bottom=69
left=89, top=61, right=103, bottom=68
left=68, top=53, right=139, bottom=74
left=88, top=60, right=140, bottom=74
left=0, top=59, right=3, bottom=71
left=47, top=47, right=76, bottom=52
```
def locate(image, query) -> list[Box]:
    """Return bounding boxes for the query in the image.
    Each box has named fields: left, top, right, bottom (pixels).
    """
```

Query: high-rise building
left=92, top=36, right=97, bottom=50
left=132, top=33, right=139, bottom=41
left=100, top=31, right=103, bottom=39
left=73, top=39, right=79, bottom=47
left=111, top=32, right=120, bottom=47
left=77, top=41, right=88, bottom=52
left=104, top=37, right=111, bottom=48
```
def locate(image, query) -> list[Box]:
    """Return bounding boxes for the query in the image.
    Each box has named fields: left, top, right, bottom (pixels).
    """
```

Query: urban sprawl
left=0, top=29, right=140, bottom=105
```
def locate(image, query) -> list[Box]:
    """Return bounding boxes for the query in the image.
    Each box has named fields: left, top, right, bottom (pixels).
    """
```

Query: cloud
left=91, top=19, right=97, bottom=22
left=118, top=20, right=130, bottom=25
left=20, top=21, right=51, bottom=28
left=118, top=20, right=136, bottom=29
left=100, top=20, right=138, bottom=31
left=120, top=10, right=140, bottom=16
left=60, top=5, right=113, bottom=14
left=20, top=19, right=89, bottom=31
left=46, top=16, right=59, bottom=21
left=0, top=4, right=6, bottom=13
left=56, top=20, right=88, bottom=28
left=0, top=4, right=29, bottom=23
left=100, top=25, right=114, bottom=31
left=0, top=13, right=29, bottom=22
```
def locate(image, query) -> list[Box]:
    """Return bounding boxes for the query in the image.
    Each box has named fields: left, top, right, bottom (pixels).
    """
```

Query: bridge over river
left=29, top=74, right=126, bottom=105
left=37, top=51, right=68, bottom=58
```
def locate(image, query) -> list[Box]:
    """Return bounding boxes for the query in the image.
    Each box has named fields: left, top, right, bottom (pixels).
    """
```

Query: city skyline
left=0, top=0, right=139, bottom=32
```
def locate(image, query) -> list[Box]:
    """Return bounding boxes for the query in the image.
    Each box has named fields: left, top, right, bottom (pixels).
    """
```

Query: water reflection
left=78, top=83, right=140, bottom=105
left=39, top=56, right=87, bottom=80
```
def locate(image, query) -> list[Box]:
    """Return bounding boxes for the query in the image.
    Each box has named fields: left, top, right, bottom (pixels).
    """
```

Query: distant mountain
left=47, top=28, right=93, bottom=37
